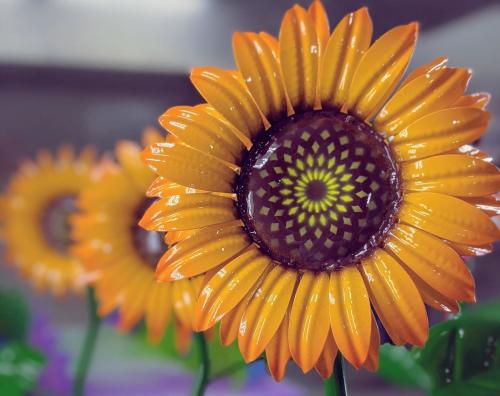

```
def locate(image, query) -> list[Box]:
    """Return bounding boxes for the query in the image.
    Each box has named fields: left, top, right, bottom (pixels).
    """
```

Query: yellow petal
left=146, top=177, right=199, bottom=198
left=190, top=67, right=264, bottom=140
left=329, top=266, right=371, bottom=368
left=409, top=273, right=460, bottom=314
left=391, top=107, right=489, bottom=161
left=399, top=192, right=499, bottom=245
left=194, top=247, right=271, bottom=331
left=345, top=22, right=418, bottom=120
left=375, top=68, right=471, bottom=135
left=454, top=92, right=491, bottom=109
left=159, top=105, right=245, bottom=164
left=220, top=296, right=249, bottom=346
left=308, top=0, right=330, bottom=53
left=314, top=331, right=338, bottom=380
left=463, top=195, right=500, bottom=216
left=171, top=278, right=197, bottom=329
left=156, top=224, right=250, bottom=281
left=386, top=224, right=475, bottom=302
left=115, top=140, right=152, bottom=192
left=145, top=283, right=171, bottom=343
left=289, top=272, right=330, bottom=373
left=142, top=141, right=236, bottom=193
left=265, top=313, right=290, bottom=382
left=279, top=5, right=319, bottom=112
left=449, top=241, right=493, bottom=257
left=239, top=267, right=297, bottom=362
left=259, top=32, right=279, bottom=58
left=400, top=56, right=447, bottom=87
left=401, top=154, right=500, bottom=197
left=233, top=32, right=288, bottom=122
left=362, top=314, right=381, bottom=372
left=320, top=7, right=372, bottom=110
left=139, top=193, right=237, bottom=231
left=360, top=250, right=428, bottom=346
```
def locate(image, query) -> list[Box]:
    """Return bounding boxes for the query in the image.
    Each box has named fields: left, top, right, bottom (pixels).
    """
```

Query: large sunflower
left=2, top=146, right=97, bottom=296
left=140, top=0, right=500, bottom=380
left=71, top=129, right=203, bottom=351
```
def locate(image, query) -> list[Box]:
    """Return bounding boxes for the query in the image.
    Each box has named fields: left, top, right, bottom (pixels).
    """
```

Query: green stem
left=323, top=353, right=347, bottom=396
left=190, top=332, right=210, bottom=396
left=72, top=287, right=101, bottom=396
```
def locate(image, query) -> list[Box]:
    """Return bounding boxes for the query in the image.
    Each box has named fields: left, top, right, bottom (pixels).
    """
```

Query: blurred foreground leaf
left=378, top=302, right=500, bottom=395
left=0, top=342, right=45, bottom=396
left=0, top=291, right=30, bottom=342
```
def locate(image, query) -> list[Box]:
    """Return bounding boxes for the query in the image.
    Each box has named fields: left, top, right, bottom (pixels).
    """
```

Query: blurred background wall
left=0, top=1, right=499, bottom=395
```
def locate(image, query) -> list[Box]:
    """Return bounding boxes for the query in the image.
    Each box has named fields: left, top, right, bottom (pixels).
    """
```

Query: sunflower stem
left=191, top=332, right=210, bottom=396
left=72, top=287, right=101, bottom=396
left=323, top=353, right=348, bottom=396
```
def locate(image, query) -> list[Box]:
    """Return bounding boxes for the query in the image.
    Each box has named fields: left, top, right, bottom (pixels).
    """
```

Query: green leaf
left=0, top=342, right=45, bottom=396
left=0, top=291, right=30, bottom=342
left=377, top=344, right=432, bottom=390
left=377, top=302, right=500, bottom=396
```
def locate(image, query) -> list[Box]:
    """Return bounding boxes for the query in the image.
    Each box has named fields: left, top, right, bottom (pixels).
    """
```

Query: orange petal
left=265, top=312, right=290, bottom=382
left=400, top=56, right=447, bottom=87
left=409, top=273, right=460, bottom=314
left=171, top=278, right=197, bottom=329
left=308, top=0, right=330, bottom=53
left=345, top=22, right=418, bottom=120
left=159, top=105, right=245, bottom=164
left=320, top=7, right=372, bottom=110
left=146, top=177, right=200, bottom=198
left=289, top=272, right=330, bottom=373
left=117, top=271, right=151, bottom=332
left=401, top=154, right=500, bottom=198
left=375, top=68, right=471, bottom=135
left=362, top=314, right=381, bottom=372
left=194, top=247, right=271, bottom=331
left=329, top=266, right=371, bottom=368
left=156, top=225, right=250, bottom=281
left=190, top=67, right=264, bottom=141
left=220, top=295, right=250, bottom=346
left=454, top=92, right=491, bottom=109
left=448, top=241, right=493, bottom=257
left=239, top=267, right=297, bottom=362
left=141, top=127, right=163, bottom=146
left=145, top=283, right=171, bottom=343
left=463, top=195, right=500, bottom=216
left=139, top=193, right=237, bottom=231
left=455, top=144, right=493, bottom=162
left=360, top=249, right=428, bottom=346
left=314, top=331, right=338, bottom=380
left=142, top=142, right=236, bottom=193
left=391, top=107, right=489, bottom=161
left=233, top=32, right=288, bottom=122
left=164, top=229, right=198, bottom=245
left=174, top=323, right=193, bottom=354
left=279, top=5, right=319, bottom=112
left=258, top=32, right=279, bottom=58
left=399, top=192, right=499, bottom=245
left=386, top=224, right=475, bottom=302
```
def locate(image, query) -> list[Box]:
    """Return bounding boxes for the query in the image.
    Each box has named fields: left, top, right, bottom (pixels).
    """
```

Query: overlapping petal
left=345, top=22, right=418, bottom=120
left=265, top=313, right=291, bottom=382
left=190, top=67, right=265, bottom=140
left=279, top=5, right=319, bottom=112
left=360, top=249, right=428, bottom=346
left=329, top=266, right=371, bottom=368
left=320, top=7, right=372, bottom=110
left=156, top=224, right=250, bottom=281
left=289, top=272, right=330, bottom=372
left=140, top=193, right=237, bottom=231
left=401, top=154, right=500, bottom=197
left=399, top=192, right=499, bottom=245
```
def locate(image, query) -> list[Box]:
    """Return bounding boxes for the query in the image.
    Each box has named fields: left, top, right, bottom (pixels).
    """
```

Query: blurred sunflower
left=2, top=146, right=96, bottom=296
left=71, top=129, right=203, bottom=351
left=140, top=0, right=500, bottom=380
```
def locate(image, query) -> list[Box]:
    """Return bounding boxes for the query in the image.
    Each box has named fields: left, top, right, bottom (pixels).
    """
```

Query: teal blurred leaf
left=377, top=344, right=432, bottom=390
left=378, top=302, right=500, bottom=396
left=0, top=291, right=30, bottom=342
left=0, top=342, right=45, bottom=396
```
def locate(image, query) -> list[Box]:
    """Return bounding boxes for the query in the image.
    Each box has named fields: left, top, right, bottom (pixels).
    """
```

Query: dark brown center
left=41, top=195, right=76, bottom=255
left=133, top=198, right=163, bottom=268
left=236, top=110, right=401, bottom=272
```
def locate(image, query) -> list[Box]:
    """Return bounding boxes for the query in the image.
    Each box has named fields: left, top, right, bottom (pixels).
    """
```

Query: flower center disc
left=236, top=110, right=401, bottom=271
left=41, top=196, right=76, bottom=255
